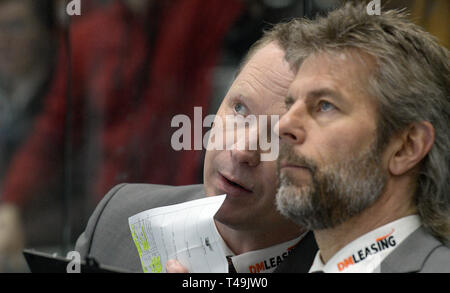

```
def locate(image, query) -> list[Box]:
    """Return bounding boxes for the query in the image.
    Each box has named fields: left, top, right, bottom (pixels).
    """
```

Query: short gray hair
left=269, top=2, right=450, bottom=242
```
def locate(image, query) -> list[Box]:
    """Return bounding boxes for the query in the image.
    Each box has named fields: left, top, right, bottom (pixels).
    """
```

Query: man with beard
left=75, top=34, right=316, bottom=273
left=274, top=2, right=449, bottom=273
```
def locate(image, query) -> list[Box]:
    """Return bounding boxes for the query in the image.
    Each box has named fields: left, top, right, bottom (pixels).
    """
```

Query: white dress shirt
left=215, top=223, right=307, bottom=273
left=309, top=215, right=422, bottom=273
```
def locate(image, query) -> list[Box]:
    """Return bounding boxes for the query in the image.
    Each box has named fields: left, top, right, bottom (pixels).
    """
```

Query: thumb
left=165, top=259, right=189, bottom=273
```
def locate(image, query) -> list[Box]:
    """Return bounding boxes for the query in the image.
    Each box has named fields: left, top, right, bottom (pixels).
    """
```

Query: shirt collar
left=215, top=225, right=307, bottom=273
left=309, top=215, right=422, bottom=273
left=309, top=251, right=326, bottom=273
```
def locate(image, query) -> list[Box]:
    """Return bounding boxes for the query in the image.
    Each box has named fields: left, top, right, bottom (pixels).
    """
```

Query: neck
left=314, top=178, right=417, bottom=264
left=215, top=219, right=305, bottom=255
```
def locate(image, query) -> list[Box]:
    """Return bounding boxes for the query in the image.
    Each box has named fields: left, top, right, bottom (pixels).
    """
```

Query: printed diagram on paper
left=129, top=195, right=228, bottom=273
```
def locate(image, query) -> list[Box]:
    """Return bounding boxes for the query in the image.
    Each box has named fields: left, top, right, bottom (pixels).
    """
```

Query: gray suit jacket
left=75, top=183, right=205, bottom=272
left=277, top=226, right=449, bottom=273
left=75, top=183, right=320, bottom=273
left=379, top=226, right=450, bottom=273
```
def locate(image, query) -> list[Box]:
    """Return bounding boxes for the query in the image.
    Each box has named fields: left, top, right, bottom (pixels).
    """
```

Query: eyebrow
left=306, top=88, right=345, bottom=103
left=285, top=87, right=345, bottom=109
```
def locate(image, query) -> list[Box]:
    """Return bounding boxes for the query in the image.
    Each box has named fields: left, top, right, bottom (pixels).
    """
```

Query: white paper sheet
left=128, top=194, right=228, bottom=273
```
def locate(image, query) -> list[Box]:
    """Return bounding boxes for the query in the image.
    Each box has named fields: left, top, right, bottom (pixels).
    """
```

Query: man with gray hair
left=75, top=25, right=317, bottom=273
left=274, top=2, right=449, bottom=273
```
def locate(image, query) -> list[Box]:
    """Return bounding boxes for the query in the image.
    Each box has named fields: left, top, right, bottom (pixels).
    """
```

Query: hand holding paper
left=128, top=195, right=228, bottom=273
left=166, top=259, right=189, bottom=273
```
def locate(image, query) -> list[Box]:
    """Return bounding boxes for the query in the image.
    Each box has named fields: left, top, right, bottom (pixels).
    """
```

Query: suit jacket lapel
left=380, top=226, right=442, bottom=273
left=274, top=231, right=318, bottom=273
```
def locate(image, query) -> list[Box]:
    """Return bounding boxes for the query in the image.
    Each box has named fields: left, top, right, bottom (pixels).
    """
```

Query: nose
left=276, top=107, right=306, bottom=145
left=230, top=147, right=260, bottom=167
left=229, top=125, right=261, bottom=167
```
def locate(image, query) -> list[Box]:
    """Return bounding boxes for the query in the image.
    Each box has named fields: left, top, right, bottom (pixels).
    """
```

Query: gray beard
left=275, top=143, right=387, bottom=230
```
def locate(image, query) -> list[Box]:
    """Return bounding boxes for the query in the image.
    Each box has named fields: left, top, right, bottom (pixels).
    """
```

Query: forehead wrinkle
left=249, top=58, right=293, bottom=84
left=239, top=64, right=292, bottom=99
left=312, top=51, right=375, bottom=97
left=289, top=51, right=371, bottom=103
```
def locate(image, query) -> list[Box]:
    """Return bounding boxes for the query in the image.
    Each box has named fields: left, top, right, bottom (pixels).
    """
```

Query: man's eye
left=317, top=101, right=336, bottom=112
left=284, top=96, right=294, bottom=110
left=234, top=103, right=248, bottom=115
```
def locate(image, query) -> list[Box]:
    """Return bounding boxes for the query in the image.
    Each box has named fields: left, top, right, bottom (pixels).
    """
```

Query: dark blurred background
left=0, top=0, right=447, bottom=272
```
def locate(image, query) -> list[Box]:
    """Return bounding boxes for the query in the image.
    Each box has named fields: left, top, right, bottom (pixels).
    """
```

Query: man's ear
left=388, top=121, right=435, bottom=176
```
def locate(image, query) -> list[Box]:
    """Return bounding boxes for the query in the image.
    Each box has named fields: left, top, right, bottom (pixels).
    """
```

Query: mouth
left=217, top=173, right=253, bottom=195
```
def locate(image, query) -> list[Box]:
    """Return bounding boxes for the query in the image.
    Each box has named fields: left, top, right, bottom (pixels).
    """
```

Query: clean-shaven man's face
left=204, top=42, right=296, bottom=230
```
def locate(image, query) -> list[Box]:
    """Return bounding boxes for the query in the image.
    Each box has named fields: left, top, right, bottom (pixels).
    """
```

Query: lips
left=217, top=172, right=253, bottom=195
left=279, top=161, right=311, bottom=171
